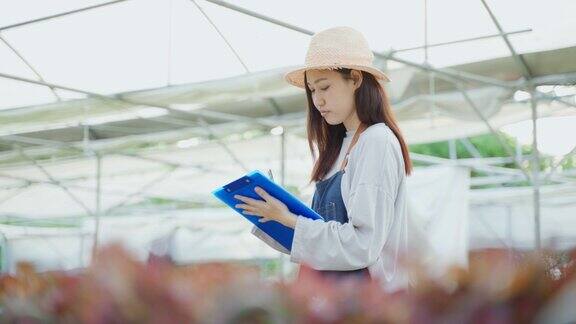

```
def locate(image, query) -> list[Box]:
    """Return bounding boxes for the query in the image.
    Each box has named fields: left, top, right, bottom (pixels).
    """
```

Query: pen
left=268, top=169, right=274, bottom=182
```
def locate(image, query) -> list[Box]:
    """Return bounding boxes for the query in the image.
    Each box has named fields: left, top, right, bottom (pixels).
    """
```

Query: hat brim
left=284, top=64, right=391, bottom=89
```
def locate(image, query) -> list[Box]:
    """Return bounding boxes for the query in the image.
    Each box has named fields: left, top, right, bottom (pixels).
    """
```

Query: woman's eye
left=310, top=86, right=328, bottom=93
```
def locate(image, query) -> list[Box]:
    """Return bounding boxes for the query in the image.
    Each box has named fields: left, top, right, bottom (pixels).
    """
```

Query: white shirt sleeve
left=289, top=130, right=402, bottom=270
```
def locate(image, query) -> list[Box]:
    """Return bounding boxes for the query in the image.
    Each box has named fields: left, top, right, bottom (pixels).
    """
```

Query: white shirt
left=322, top=128, right=354, bottom=180
left=252, top=123, right=413, bottom=292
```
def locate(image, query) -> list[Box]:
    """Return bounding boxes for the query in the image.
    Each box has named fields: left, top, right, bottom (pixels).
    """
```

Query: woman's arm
left=290, top=131, right=402, bottom=270
left=290, top=183, right=395, bottom=270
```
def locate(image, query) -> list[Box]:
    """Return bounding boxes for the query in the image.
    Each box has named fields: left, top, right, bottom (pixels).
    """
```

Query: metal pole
left=279, top=128, right=286, bottom=281
left=0, top=35, right=62, bottom=101
left=460, top=138, right=482, bottom=159
left=0, top=0, right=132, bottom=32
left=0, top=72, right=255, bottom=172
left=506, top=205, right=513, bottom=261
left=92, top=154, right=102, bottom=259
left=0, top=72, right=274, bottom=128
left=449, top=140, right=457, bottom=160
left=392, top=28, right=532, bottom=53
left=104, top=165, right=178, bottom=215
left=15, top=145, right=94, bottom=216
left=479, top=0, right=533, bottom=79
left=543, top=145, right=576, bottom=184
left=515, top=138, right=523, bottom=167
left=204, top=0, right=515, bottom=90
left=0, top=232, right=9, bottom=273
left=529, top=89, right=542, bottom=250
left=281, top=131, right=286, bottom=187
left=453, top=82, right=532, bottom=181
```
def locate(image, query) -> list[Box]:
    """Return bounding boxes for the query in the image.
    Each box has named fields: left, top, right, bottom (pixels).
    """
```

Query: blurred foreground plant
left=0, top=245, right=574, bottom=323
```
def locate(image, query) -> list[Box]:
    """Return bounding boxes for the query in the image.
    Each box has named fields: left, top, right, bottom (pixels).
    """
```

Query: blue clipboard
left=211, top=170, right=323, bottom=252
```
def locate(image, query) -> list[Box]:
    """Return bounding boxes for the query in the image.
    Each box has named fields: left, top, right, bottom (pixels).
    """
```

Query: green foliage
left=409, top=133, right=574, bottom=173
left=261, top=258, right=281, bottom=277
left=0, top=216, right=80, bottom=228
left=409, top=133, right=519, bottom=160
left=284, top=184, right=301, bottom=196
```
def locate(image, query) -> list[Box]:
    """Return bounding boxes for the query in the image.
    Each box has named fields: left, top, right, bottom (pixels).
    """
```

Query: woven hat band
left=305, top=52, right=374, bottom=67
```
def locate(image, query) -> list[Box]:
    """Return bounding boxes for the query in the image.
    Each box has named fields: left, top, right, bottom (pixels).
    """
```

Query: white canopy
left=1, top=0, right=575, bottom=271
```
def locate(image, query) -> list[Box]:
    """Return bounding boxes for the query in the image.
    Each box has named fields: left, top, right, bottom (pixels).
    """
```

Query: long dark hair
left=305, top=68, right=413, bottom=182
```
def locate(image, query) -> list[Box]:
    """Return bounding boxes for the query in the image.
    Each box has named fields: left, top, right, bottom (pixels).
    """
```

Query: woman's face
left=306, top=69, right=361, bottom=126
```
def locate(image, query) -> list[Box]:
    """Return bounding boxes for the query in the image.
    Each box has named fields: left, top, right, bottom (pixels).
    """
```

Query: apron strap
left=339, top=123, right=368, bottom=171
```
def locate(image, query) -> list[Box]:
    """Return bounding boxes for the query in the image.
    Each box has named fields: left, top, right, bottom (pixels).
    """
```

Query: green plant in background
left=409, top=133, right=574, bottom=187
left=284, top=185, right=300, bottom=196
left=410, top=133, right=520, bottom=161
left=261, top=258, right=281, bottom=278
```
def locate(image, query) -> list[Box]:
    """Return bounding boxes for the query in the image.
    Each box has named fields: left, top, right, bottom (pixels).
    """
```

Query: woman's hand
left=234, top=186, right=297, bottom=229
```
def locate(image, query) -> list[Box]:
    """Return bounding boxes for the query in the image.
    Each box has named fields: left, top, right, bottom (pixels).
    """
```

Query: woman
left=234, top=26, right=414, bottom=292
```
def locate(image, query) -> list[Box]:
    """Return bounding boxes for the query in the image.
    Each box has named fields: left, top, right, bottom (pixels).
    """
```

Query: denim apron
left=309, top=124, right=370, bottom=280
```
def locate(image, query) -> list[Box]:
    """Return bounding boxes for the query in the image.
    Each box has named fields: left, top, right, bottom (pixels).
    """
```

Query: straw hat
left=284, top=26, right=390, bottom=89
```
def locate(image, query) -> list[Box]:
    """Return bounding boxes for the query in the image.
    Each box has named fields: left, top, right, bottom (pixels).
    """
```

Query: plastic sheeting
left=406, top=165, right=470, bottom=274
left=0, top=165, right=473, bottom=274
left=0, top=134, right=315, bottom=218
left=469, top=182, right=576, bottom=250
left=0, top=209, right=283, bottom=273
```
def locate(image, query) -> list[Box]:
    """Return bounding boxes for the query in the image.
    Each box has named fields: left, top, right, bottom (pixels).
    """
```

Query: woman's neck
left=343, top=114, right=361, bottom=132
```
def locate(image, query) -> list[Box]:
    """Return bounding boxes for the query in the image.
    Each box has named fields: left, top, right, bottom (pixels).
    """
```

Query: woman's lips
left=320, top=111, right=330, bottom=116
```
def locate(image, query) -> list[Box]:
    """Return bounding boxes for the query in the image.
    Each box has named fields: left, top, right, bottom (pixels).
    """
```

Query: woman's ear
left=351, top=70, right=363, bottom=90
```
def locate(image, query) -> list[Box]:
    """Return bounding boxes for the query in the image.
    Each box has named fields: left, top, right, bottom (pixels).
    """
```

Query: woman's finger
left=242, top=210, right=259, bottom=216
left=254, top=187, right=272, bottom=202
left=255, top=187, right=285, bottom=209
left=258, top=217, right=272, bottom=223
left=235, top=203, right=255, bottom=211
left=234, top=194, right=264, bottom=206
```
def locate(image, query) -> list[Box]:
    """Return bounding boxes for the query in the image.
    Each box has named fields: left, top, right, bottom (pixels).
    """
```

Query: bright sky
left=1, top=0, right=575, bottom=101
left=0, top=0, right=575, bottom=155
left=502, top=116, right=576, bottom=157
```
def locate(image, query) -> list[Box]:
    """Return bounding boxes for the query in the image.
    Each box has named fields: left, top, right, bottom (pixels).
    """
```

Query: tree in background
left=409, top=133, right=575, bottom=187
